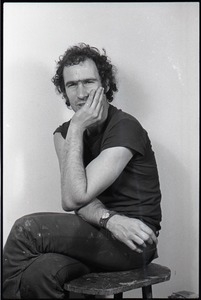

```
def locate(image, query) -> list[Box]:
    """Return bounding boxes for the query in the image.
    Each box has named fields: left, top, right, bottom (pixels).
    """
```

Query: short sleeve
left=53, top=121, right=70, bottom=139
left=101, top=118, right=148, bottom=156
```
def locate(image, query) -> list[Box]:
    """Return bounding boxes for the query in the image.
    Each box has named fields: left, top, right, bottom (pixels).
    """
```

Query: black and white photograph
left=2, top=2, right=199, bottom=299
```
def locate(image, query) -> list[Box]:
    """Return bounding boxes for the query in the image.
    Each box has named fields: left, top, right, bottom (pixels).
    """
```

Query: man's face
left=63, top=59, right=102, bottom=112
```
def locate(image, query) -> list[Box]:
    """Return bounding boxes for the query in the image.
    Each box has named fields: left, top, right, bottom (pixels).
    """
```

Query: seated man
left=3, top=43, right=162, bottom=299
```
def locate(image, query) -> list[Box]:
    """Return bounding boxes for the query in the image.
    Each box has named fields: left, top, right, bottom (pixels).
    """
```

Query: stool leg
left=142, top=285, right=152, bottom=299
left=114, top=292, right=123, bottom=299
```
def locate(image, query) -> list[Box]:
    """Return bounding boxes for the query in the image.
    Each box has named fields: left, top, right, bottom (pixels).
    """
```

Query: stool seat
left=64, top=263, right=171, bottom=298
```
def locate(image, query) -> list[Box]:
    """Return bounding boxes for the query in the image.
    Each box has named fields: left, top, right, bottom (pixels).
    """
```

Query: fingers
left=85, top=87, right=104, bottom=110
left=132, top=235, right=147, bottom=248
left=128, top=222, right=158, bottom=247
left=113, top=230, right=155, bottom=254
left=134, top=231, right=153, bottom=246
left=108, top=216, right=158, bottom=253
left=138, top=222, right=158, bottom=244
left=125, top=240, right=143, bottom=253
left=112, top=235, right=143, bottom=253
left=85, top=89, right=96, bottom=107
left=91, top=87, right=104, bottom=110
left=127, top=231, right=157, bottom=253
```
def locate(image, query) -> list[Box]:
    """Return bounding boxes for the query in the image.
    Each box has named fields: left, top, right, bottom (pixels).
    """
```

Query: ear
left=104, top=80, right=110, bottom=93
left=105, top=85, right=110, bottom=93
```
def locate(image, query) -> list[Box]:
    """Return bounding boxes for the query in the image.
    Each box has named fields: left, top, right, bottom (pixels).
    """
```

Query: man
left=3, top=43, right=161, bottom=299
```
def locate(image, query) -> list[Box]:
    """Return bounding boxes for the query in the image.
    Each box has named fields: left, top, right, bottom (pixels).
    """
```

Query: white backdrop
left=3, top=3, right=199, bottom=297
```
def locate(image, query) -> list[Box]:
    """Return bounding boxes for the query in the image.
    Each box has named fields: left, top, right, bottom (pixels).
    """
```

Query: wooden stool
left=64, top=263, right=171, bottom=299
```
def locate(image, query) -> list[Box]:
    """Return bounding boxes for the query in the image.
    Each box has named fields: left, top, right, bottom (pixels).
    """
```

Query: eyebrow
left=65, top=78, right=98, bottom=87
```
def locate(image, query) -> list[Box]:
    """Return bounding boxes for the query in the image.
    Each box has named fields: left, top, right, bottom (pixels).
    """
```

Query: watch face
left=103, top=212, right=110, bottom=219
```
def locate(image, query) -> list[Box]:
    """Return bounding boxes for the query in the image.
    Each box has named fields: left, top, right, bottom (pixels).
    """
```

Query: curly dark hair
left=52, top=43, right=118, bottom=106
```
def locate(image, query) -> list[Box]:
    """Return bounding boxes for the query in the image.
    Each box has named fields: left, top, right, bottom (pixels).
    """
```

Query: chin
left=76, top=106, right=82, bottom=111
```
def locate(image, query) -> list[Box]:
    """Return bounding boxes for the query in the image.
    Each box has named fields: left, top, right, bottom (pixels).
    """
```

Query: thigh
left=6, top=212, right=157, bottom=271
left=20, top=212, right=157, bottom=271
left=3, top=212, right=157, bottom=299
left=20, top=253, right=91, bottom=299
left=14, top=212, right=125, bottom=269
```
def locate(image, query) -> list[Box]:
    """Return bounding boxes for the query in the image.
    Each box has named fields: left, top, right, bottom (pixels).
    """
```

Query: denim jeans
left=3, top=212, right=158, bottom=299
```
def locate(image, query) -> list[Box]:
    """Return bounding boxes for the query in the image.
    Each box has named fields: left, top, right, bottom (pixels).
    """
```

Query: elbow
left=61, top=196, right=76, bottom=211
left=61, top=184, right=93, bottom=211
left=61, top=194, right=87, bottom=211
left=62, top=201, right=74, bottom=212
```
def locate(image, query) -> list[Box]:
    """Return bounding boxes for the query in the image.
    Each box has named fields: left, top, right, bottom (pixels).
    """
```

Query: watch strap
left=99, top=211, right=117, bottom=229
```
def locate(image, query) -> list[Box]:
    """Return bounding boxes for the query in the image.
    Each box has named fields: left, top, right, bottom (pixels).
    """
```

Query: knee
left=14, top=214, right=34, bottom=227
left=12, top=214, right=38, bottom=235
left=6, top=215, right=41, bottom=247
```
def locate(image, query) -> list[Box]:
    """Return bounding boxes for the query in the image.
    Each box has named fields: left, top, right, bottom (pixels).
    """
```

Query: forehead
left=63, top=58, right=100, bottom=82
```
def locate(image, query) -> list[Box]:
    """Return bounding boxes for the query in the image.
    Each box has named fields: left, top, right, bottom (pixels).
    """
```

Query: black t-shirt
left=54, top=104, right=162, bottom=232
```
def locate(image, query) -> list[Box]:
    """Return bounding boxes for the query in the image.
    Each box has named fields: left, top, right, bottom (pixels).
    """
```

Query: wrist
left=99, top=211, right=118, bottom=229
left=69, top=121, right=85, bottom=135
left=106, top=214, right=120, bottom=231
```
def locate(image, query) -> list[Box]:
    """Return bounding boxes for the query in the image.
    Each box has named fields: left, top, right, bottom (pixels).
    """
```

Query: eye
left=67, top=82, right=76, bottom=88
left=84, top=80, right=95, bottom=85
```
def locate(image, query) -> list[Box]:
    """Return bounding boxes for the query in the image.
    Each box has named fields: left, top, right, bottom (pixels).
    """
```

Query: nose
left=77, top=82, right=88, bottom=100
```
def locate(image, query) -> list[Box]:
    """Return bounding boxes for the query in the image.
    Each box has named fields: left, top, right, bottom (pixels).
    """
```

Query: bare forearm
left=76, top=198, right=109, bottom=226
left=61, top=123, right=87, bottom=210
left=76, top=198, right=158, bottom=254
left=61, top=88, right=107, bottom=210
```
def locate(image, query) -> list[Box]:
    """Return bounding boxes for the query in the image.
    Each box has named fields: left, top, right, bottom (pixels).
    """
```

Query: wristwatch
left=99, top=211, right=117, bottom=229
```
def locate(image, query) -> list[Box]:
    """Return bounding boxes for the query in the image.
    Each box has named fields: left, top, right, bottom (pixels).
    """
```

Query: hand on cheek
left=72, top=87, right=107, bottom=130
left=84, top=87, right=104, bottom=109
